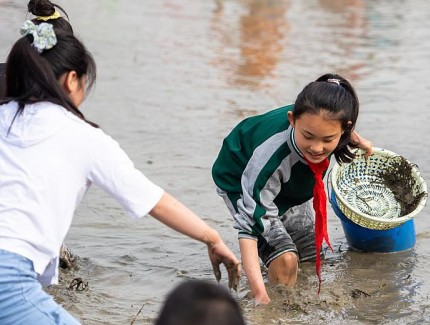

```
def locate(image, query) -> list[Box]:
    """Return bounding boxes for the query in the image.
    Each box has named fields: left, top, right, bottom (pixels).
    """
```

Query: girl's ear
left=287, top=111, right=295, bottom=127
left=342, top=120, right=353, bottom=134
left=60, top=71, right=79, bottom=94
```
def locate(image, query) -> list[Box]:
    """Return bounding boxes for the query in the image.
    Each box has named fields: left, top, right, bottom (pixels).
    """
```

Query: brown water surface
left=1, top=0, right=430, bottom=324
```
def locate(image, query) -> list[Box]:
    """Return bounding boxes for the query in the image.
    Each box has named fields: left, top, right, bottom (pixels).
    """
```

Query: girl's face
left=288, top=111, right=343, bottom=163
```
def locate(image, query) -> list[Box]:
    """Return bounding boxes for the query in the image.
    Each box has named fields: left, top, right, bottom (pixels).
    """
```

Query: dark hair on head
left=28, top=0, right=73, bottom=34
left=292, top=73, right=359, bottom=163
left=155, top=280, right=246, bottom=325
left=0, top=63, right=5, bottom=99
left=1, top=28, right=97, bottom=127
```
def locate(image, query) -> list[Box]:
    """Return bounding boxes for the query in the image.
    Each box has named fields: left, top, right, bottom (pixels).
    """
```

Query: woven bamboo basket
left=331, top=147, right=427, bottom=230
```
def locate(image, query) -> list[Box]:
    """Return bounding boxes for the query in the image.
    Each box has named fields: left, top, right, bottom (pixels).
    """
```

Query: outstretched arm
left=239, top=238, right=271, bottom=305
left=149, top=192, right=241, bottom=290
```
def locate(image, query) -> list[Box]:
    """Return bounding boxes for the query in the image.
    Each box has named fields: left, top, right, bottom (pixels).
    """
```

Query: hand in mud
left=254, top=293, right=271, bottom=306
left=208, top=240, right=241, bottom=291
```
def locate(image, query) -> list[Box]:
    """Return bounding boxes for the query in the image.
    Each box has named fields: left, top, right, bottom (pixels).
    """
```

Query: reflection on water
left=317, top=0, right=368, bottom=81
left=1, top=0, right=430, bottom=324
left=212, top=0, right=289, bottom=87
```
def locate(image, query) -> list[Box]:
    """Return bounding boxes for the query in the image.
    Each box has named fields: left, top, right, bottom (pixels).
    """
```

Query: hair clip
left=36, top=10, right=61, bottom=21
left=327, top=78, right=341, bottom=86
left=20, top=20, right=57, bottom=53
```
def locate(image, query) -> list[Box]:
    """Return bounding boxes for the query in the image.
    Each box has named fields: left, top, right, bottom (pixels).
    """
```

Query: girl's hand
left=255, top=292, right=271, bottom=306
left=351, top=131, right=373, bottom=158
left=208, top=240, right=242, bottom=291
left=149, top=193, right=241, bottom=290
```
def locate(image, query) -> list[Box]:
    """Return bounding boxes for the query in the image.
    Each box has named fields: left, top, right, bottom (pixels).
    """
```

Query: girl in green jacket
left=212, top=73, right=372, bottom=305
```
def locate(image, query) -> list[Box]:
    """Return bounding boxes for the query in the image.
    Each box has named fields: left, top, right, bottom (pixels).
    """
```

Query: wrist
left=349, top=131, right=360, bottom=146
left=254, top=290, right=271, bottom=305
left=203, top=227, right=221, bottom=247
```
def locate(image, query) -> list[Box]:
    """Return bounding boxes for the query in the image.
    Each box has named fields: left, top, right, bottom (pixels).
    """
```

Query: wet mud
left=2, top=0, right=430, bottom=324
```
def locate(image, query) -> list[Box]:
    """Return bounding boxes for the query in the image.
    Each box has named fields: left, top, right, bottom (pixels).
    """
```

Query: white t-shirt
left=0, top=101, right=164, bottom=284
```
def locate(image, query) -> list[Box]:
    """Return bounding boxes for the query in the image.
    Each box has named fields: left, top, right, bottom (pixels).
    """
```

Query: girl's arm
left=351, top=131, right=373, bottom=157
left=239, top=238, right=271, bottom=305
left=149, top=192, right=241, bottom=290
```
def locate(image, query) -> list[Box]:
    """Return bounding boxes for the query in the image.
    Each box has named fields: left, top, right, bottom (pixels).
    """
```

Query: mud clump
left=45, top=243, right=89, bottom=300
left=379, top=155, right=427, bottom=216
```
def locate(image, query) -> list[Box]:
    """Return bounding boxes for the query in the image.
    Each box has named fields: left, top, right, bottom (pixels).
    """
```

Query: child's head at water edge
left=0, top=0, right=74, bottom=101
left=289, top=73, right=359, bottom=164
left=155, top=279, right=246, bottom=325
left=2, top=20, right=96, bottom=125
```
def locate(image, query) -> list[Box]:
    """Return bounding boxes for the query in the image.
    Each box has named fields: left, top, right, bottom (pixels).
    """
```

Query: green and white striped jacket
left=212, top=105, right=319, bottom=239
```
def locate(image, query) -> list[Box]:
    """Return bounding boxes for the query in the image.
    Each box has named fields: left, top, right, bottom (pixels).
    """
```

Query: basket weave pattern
left=331, top=148, right=427, bottom=230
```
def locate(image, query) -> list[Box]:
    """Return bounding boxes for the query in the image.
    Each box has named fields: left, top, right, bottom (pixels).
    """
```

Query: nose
left=309, top=141, right=324, bottom=154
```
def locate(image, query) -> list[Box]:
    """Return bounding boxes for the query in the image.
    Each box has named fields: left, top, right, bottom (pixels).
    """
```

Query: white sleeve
left=87, top=131, right=164, bottom=219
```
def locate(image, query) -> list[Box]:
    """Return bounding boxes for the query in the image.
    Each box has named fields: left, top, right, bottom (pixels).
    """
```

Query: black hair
left=28, top=0, right=74, bottom=34
left=0, top=27, right=97, bottom=127
left=0, top=63, right=5, bottom=99
left=155, top=280, right=246, bottom=325
left=292, top=73, right=359, bottom=163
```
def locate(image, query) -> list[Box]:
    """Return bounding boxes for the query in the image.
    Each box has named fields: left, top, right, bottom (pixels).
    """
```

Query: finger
left=365, top=148, right=374, bottom=158
left=227, top=262, right=241, bottom=291
left=212, top=262, right=222, bottom=283
left=229, top=272, right=238, bottom=291
left=234, top=263, right=241, bottom=290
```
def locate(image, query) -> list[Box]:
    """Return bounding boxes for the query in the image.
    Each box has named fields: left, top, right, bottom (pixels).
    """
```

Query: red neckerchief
left=305, top=157, right=333, bottom=294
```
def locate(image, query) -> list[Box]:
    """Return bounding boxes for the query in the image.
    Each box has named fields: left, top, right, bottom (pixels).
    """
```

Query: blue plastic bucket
left=330, top=191, right=416, bottom=252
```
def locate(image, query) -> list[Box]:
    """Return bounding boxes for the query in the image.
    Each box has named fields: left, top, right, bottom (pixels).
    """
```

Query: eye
left=323, top=138, right=336, bottom=143
left=303, top=134, right=313, bottom=140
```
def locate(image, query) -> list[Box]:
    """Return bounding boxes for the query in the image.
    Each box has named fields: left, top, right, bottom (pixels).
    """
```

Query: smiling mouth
left=308, top=152, right=325, bottom=160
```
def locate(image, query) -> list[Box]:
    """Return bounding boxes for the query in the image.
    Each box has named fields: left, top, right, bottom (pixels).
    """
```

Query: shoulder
left=239, top=105, right=292, bottom=125
left=50, top=105, right=122, bottom=154
left=231, top=105, right=292, bottom=133
left=224, top=105, right=292, bottom=148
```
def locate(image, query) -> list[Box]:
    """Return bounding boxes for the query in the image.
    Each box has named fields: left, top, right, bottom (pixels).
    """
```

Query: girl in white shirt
left=0, top=21, right=241, bottom=325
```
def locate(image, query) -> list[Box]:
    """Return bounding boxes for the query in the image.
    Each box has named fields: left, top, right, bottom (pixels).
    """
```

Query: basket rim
left=330, top=147, right=428, bottom=224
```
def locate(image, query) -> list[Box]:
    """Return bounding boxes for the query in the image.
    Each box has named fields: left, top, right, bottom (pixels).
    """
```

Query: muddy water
left=1, top=0, right=430, bottom=324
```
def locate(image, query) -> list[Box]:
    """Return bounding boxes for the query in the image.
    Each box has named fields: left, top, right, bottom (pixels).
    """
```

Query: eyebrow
left=302, top=129, right=338, bottom=140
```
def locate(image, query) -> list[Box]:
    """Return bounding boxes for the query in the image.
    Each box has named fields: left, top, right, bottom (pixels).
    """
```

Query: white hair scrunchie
left=20, top=20, right=57, bottom=54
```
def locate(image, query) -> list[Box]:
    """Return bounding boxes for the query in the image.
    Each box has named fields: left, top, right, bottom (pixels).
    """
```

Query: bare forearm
left=239, top=238, right=270, bottom=304
left=149, top=192, right=220, bottom=245
left=150, top=192, right=241, bottom=289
